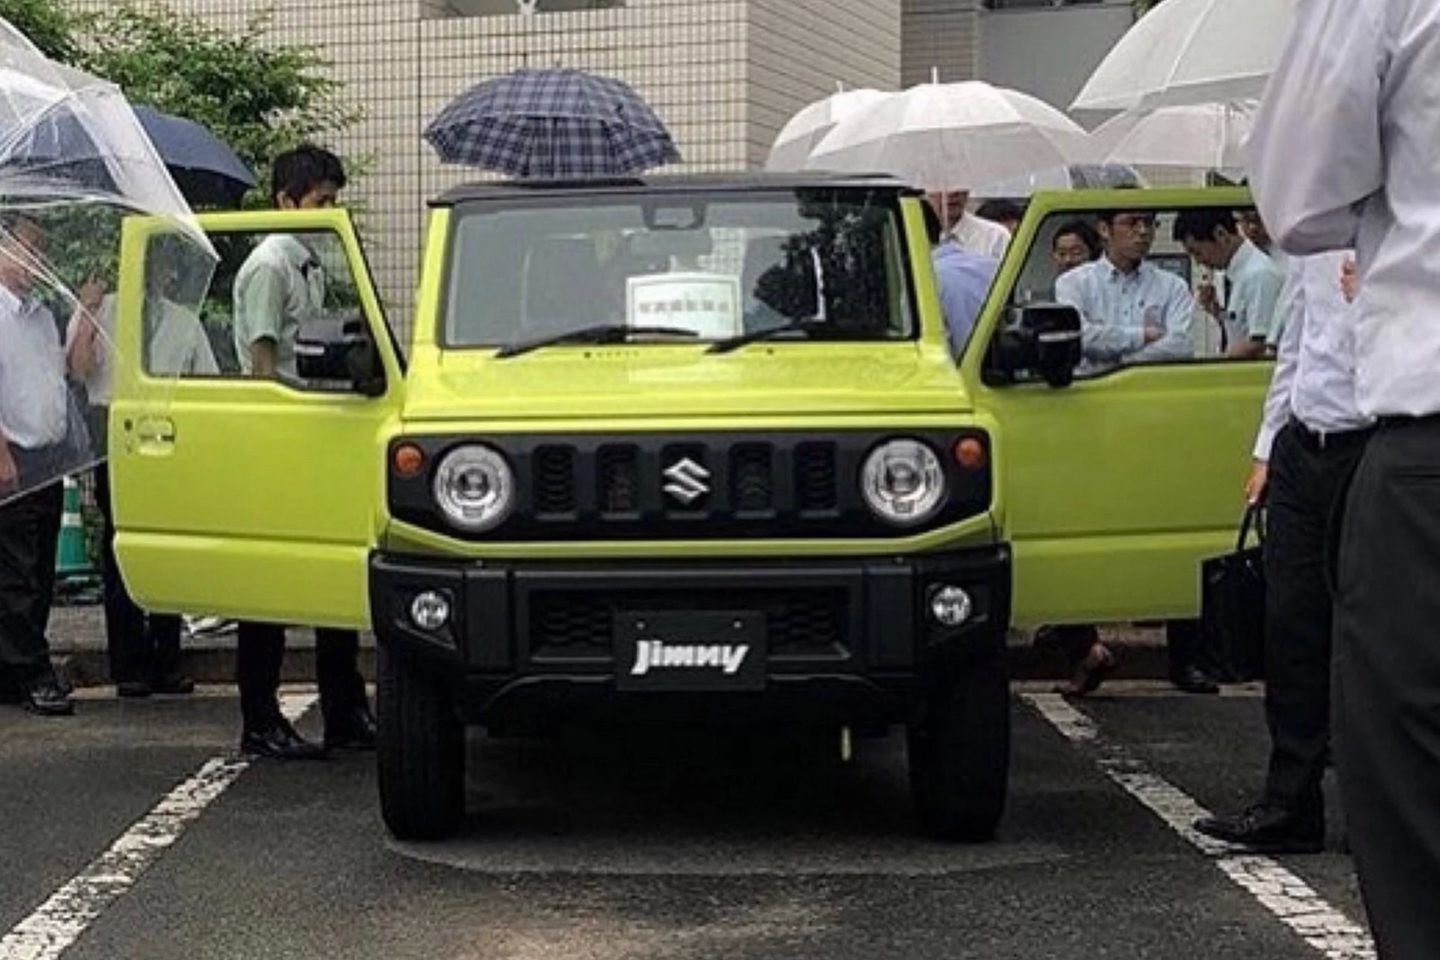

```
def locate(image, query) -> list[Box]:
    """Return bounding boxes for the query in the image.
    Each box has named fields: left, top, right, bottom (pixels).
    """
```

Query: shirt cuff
left=1253, top=422, right=1281, bottom=462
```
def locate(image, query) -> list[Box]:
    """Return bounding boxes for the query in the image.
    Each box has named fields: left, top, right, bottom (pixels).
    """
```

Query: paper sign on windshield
left=626, top=272, right=742, bottom=339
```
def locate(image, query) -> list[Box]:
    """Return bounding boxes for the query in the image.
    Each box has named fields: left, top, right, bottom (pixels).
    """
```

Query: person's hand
left=1143, top=320, right=1164, bottom=344
left=1244, top=460, right=1269, bottom=506
left=0, top=444, right=17, bottom=496
left=1341, top=258, right=1359, bottom=303
left=1197, top=282, right=1222, bottom=317
left=77, top=276, right=106, bottom=313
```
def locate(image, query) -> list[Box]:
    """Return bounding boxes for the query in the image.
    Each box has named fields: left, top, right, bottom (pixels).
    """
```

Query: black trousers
left=0, top=477, right=63, bottom=680
left=94, top=465, right=181, bottom=684
left=1334, top=419, right=1440, bottom=959
left=1262, top=423, right=1368, bottom=812
left=236, top=622, right=365, bottom=733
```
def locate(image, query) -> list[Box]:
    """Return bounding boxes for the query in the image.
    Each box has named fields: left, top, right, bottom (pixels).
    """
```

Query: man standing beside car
left=1193, top=250, right=1370, bottom=854
left=1173, top=209, right=1285, bottom=360
left=230, top=145, right=375, bottom=759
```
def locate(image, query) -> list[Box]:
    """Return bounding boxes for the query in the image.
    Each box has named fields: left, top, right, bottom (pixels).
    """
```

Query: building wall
left=977, top=2, right=1134, bottom=113
left=744, top=0, right=902, bottom=168
left=77, top=0, right=880, bottom=341
left=901, top=0, right=979, bottom=87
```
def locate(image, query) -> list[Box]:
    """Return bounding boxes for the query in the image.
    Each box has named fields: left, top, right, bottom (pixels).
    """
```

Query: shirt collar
left=1102, top=255, right=1146, bottom=281
left=270, top=233, right=318, bottom=272
left=1229, top=238, right=1261, bottom=275
left=0, top=281, right=27, bottom=317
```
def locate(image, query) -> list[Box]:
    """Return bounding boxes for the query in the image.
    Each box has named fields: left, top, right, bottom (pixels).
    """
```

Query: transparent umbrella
left=765, top=88, right=889, bottom=172
left=1072, top=0, right=1295, bottom=112
left=806, top=81, right=1092, bottom=192
left=0, top=18, right=216, bottom=505
left=1090, top=101, right=1258, bottom=178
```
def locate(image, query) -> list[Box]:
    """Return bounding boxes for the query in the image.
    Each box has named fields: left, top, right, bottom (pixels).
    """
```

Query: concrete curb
left=48, top=605, right=1174, bottom=687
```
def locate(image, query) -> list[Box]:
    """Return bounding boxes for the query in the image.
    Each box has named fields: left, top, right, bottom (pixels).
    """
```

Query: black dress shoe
left=24, top=675, right=74, bottom=716
left=324, top=703, right=378, bottom=750
left=1171, top=664, right=1221, bottom=695
left=148, top=673, right=196, bottom=695
left=240, top=721, right=326, bottom=760
left=1194, top=803, right=1324, bottom=854
left=116, top=680, right=153, bottom=698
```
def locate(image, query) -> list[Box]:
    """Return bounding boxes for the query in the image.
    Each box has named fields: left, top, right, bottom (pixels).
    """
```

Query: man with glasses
left=1055, top=209, right=1195, bottom=370
left=1054, top=208, right=1216, bottom=694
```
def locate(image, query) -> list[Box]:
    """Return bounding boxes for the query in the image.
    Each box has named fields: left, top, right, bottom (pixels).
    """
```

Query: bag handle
left=1236, top=503, right=1264, bottom=551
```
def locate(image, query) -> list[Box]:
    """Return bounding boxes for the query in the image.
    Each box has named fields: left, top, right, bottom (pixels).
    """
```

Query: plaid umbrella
left=424, top=68, right=681, bottom=178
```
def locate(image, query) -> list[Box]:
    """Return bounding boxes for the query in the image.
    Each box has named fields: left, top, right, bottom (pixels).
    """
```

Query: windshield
left=442, top=189, right=916, bottom=349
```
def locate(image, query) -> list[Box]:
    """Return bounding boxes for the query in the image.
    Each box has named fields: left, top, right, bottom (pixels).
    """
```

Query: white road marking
left=1023, top=692, right=1376, bottom=960
left=0, top=693, right=316, bottom=960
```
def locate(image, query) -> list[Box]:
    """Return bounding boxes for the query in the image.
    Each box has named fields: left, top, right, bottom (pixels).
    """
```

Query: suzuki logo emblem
left=663, top=457, right=711, bottom=505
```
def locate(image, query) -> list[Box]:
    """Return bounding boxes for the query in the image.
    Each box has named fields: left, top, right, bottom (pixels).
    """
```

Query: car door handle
left=133, top=417, right=176, bottom=453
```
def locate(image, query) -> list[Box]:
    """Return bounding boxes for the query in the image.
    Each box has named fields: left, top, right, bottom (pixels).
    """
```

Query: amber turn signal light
left=954, top=437, right=987, bottom=470
left=393, top=443, right=426, bottom=478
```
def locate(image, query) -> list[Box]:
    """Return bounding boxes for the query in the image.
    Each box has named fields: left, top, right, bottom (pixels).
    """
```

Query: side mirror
left=295, top=314, right=385, bottom=397
left=986, top=303, right=1083, bottom=389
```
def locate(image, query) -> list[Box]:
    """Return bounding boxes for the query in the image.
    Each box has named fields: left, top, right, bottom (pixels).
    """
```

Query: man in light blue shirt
left=1054, top=209, right=1194, bottom=370
left=1174, top=209, right=1284, bottom=359
left=923, top=204, right=998, bottom=358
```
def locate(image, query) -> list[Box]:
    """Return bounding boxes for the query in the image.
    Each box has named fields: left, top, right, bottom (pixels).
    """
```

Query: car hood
left=399, top=343, right=971, bottom=423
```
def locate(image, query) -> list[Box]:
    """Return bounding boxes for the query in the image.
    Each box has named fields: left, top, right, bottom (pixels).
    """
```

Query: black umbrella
left=5, top=104, right=255, bottom=206
left=132, top=106, right=255, bottom=207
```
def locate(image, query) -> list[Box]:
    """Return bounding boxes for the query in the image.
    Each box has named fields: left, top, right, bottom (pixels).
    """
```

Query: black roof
left=432, top=171, right=919, bottom=206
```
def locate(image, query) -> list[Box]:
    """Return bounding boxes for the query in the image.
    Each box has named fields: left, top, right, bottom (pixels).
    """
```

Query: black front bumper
left=370, top=547, right=1010, bottom=725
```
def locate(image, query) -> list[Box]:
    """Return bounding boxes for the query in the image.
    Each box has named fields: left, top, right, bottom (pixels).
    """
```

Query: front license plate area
left=615, top=611, right=766, bottom=692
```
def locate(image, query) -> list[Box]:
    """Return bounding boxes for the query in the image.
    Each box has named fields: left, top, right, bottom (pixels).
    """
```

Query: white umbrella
left=975, top=163, right=1146, bottom=198
left=1072, top=0, right=1295, bottom=112
left=1091, top=101, right=1258, bottom=175
left=806, top=81, right=1091, bottom=192
left=765, top=88, right=888, bottom=172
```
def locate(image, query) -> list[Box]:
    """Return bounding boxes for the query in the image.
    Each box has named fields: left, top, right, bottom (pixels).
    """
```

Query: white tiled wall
left=72, top=0, right=905, bottom=341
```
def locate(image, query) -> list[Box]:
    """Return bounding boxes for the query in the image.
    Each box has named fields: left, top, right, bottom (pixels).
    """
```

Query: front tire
left=377, top=644, right=465, bottom=841
left=907, top=652, right=1011, bottom=842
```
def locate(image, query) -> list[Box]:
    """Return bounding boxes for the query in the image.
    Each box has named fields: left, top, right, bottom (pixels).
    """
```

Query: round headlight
left=861, top=439, right=946, bottom=526
left=432, top=444, right=515, bottom=533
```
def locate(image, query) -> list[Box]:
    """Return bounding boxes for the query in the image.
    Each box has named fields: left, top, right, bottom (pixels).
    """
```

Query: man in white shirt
left=1194, top=250, right=1371, bottom=854
left=72, top=253, right=219, bottom=699
left=1055, top=208, right=1195, bottom=370
left=230, top=145, right=375, bottom=762
left=927, top=190, right=1011, bottom=259
left=0, top=213, right=93, bottom=717
left=1249, top=3, right=1440, bottom=954
left=1173, top=209, right=1285, bottom=359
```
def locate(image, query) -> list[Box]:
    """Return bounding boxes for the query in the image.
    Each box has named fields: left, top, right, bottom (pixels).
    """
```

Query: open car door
left=961, top=188, right=1274, bottom=627
left=108, top=209, right=405, bottom=628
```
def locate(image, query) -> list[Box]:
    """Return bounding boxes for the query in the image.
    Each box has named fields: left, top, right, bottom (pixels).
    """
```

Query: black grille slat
left=528, top=589, right=848, bottom=657
left=729, top=444, right=775, bottom=514
left=795, top=442, right=839, bottom=512
left=598, top=445, right=640, bottom=515
left=534, top=446, right=576, bottom=515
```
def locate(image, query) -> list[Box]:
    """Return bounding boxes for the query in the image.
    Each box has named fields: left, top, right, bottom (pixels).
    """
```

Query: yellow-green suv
left=109, top=176, right=1268, bottom=842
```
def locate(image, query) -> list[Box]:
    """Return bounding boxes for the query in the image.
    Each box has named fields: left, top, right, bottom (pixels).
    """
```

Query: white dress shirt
left=74, top=295, right=220, bottom=407
left=233, top=234, right=325, bottom=378
left=1248, top=0, right=1440, bottom=417
left=1222, top=239, right=1285, bottom=350
left=0, top=283, right=68, bottom=449
left=1055, top=256, right=1195, bottom=367
left=949, top=213, right=1011, bottom=260
left=1255, top=252, right=1374, bottom=460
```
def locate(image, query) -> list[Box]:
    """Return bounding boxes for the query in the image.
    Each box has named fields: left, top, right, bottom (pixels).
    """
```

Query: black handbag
left=1200, top=505, right=1266, bottom=682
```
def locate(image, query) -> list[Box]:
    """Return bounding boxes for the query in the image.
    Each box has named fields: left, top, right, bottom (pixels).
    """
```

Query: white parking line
left=0, top=693, right=316, bottom=960
left=1022, top=692, right=1376, bottom=960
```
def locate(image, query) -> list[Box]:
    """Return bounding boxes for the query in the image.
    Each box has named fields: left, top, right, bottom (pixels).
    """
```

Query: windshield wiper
left=706, top=318, right=826, bottom=355
left=494, top=325, right=699, bottom=359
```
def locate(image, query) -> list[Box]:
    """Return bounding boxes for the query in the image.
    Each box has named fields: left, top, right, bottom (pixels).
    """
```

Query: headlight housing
left=861, top=439, right=946, bottom=526
left=432, top=444, right=515, bottom=533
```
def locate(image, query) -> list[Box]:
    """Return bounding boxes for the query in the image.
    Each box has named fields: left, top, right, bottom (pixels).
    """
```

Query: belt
left=1289, top=418, right=1374, bottom=452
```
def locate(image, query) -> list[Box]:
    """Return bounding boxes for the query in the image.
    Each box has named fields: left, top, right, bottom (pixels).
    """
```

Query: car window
left=442, top=189, right=917, bottom=348
left=998, top=206, right=1286, bottom=379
